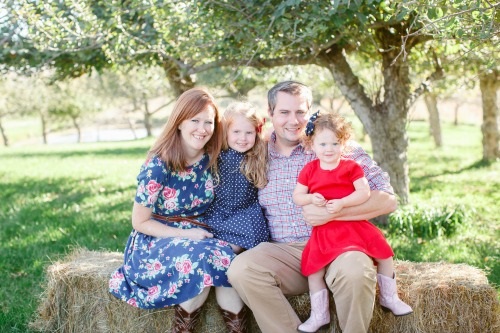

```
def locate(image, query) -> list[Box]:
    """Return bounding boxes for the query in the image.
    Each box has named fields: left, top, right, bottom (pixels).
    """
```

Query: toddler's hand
left=311, top=193, right=327, bottom=206
left=326, top=200, right=343, bottom=213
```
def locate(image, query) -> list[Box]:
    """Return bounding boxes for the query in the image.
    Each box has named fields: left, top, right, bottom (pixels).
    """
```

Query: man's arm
left=302, top=190, right=397, bottom=227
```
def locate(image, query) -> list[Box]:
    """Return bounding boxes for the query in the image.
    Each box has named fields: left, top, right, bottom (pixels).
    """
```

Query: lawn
left=0, top=120, right=498, bottom=332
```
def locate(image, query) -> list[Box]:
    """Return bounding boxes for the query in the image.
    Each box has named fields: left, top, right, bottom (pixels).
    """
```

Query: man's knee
left=228, top=245, right=263, bottom=285
left=228, top=243, right=274, bottom=285
left=228, top=254, right=246, bottom=285
left=325, top=251, right=376, bottom=286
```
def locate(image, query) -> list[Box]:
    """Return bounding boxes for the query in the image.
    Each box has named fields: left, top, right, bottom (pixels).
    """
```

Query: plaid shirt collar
left=268, top=132, right=315, bottom=159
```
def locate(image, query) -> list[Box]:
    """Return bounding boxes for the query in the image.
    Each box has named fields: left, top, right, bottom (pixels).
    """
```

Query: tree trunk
left=40, top=111, right=48, bottom=144
left=0, top=117, right=9, bottom=147
left=162, top=60, right=195, bottom=96
left=71, top=116, right=81, bottom=143
left=479, top=71, right=499, bottom=161
left=142, top=92, right=153, bottom=137
left=374, top=30, right=412, bottom=205
left=424, top=92, right=443, bottom=147
left=453, top=103, right=460, bottom=126
left=126, top=118, right=138, bottom=140
left=144, top=111, right=152, bottom=138
left=319, top=44, right=410, bottom=204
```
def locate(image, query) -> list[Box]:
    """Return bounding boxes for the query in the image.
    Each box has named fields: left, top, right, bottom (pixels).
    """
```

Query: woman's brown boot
left=219, top=305, right=249, bottom=333
left=172, top=305, right=202, bottom=333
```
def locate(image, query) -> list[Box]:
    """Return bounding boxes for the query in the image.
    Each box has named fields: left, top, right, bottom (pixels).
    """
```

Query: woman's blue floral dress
left=109, top=154, right=236, bottom=309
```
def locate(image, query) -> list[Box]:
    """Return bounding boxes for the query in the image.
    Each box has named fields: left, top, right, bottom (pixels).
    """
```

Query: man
left=227, top=81, right=397, bottom=333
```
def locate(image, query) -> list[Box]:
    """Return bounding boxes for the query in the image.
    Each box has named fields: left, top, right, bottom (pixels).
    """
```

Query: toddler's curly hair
left=303, top=112, right=353, bottom=148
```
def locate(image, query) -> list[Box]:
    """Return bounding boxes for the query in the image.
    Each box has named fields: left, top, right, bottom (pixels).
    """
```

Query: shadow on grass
left=0, top=176, right=133, bottom=332
left=0, top=141, right=150, bottom=160
left=411, top=159, right=497, bottom=193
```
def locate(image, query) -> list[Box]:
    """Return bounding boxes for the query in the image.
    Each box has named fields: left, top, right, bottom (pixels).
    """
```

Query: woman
left=109, top=87, right=247, bottom=333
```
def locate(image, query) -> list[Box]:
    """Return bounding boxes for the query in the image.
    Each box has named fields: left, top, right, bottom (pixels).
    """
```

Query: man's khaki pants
left=228, top=242, right=377, bottom=333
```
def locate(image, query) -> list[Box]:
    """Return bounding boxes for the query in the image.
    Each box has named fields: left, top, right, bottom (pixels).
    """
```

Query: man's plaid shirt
left=258, top=133, right=394, bottom=243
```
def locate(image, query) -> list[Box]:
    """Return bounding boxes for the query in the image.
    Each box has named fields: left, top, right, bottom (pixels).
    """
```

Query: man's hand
left=303, top=191, right=398, bottom=226
left=302, top=204, right=336, bottom=227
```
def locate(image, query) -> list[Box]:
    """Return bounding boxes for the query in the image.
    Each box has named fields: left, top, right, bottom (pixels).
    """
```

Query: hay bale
left=31, top=249, right=499, bottom=333
left=30, top=249, right=175, bottom=333
left=30, top=248, right=238, bottom=333
left=370, top=261, right=500, bottom=333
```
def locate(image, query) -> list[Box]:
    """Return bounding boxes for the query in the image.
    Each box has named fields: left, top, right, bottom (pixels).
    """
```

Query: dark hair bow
left=305, top=110, right=320, bottom=136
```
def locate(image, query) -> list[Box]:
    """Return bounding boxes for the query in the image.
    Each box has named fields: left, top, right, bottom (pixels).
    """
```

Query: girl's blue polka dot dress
left=205, top=148, right=269, bottom=249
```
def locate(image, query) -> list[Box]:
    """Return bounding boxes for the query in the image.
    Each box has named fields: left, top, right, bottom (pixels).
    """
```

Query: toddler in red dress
left=293, top=112, right=412, bottom=333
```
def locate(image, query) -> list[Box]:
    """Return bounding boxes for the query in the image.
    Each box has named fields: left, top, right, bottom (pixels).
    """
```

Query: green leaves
left=388, top=204, right=470, bottom=239
left=427, top=6, right=444, bottom=20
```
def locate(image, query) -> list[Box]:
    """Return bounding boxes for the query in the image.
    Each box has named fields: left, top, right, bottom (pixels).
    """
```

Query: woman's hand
left=182, top=228, right=214, bottom=240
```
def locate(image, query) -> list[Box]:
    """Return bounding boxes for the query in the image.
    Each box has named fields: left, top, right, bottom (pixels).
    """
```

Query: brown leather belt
left=151, top=213, right=211, bottom=229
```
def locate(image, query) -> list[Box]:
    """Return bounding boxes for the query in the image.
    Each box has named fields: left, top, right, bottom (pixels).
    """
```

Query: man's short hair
left=267, top=81, right=313, bottom=115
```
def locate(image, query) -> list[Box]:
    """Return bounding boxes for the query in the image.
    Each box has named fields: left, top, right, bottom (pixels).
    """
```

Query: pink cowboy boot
left=377, top=273, right=413, bottom=316
left=297, top=289, right=330, bottom=333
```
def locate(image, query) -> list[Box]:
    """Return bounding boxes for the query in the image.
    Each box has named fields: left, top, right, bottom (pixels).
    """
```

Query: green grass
left=0, top=139, right=153, bottom=332
left=0, top=122, right=498, bottom=332
left=387, top=121, right=499, bottom=286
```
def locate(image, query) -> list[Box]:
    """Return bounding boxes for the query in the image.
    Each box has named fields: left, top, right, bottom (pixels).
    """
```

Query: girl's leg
left=376, top=257, right=394, bottom=277
left=229, top=243, right=244, bottom=254
left=374, top=257, right=413, bottom=316
left=298, top=268, right=330, bottom=333
left=179, top=286, right=211, bottom=312
left=215, top=286, right=245, bottom=313
left=308, top=268, right=327, bottom=294
left=173, top=287, right=211, bottom=333
left=215, top=287, right=248, bottom=333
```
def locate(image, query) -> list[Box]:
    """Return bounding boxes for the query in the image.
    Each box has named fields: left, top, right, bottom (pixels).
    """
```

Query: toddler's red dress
left=298, top=158, right=394, bottom=276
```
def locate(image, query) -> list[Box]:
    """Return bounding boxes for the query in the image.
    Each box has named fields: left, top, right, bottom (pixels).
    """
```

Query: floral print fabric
left=109, top=155, right=236, bottom=309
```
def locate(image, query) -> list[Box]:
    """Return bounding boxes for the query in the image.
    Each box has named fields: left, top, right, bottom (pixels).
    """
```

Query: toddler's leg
left=308, top=268, right=327, bottom=293
left=375, top=257, right=413, bottom=316
left=298, top=268, right=330, bottom=333
left=376, top=257, right=394, bottom=277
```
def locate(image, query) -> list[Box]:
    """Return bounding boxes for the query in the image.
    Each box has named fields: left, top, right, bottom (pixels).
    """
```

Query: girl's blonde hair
left=223, top=102, right=268, bottom=188
left=303, top=112, right=353, bottom=148
left=148, top=87, right=223, bottom=172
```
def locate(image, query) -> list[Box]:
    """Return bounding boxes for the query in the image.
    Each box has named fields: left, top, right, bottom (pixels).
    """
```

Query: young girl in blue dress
left=109, top=88, right=248, bottom=333
left=204, top=102, right=269, bottom=254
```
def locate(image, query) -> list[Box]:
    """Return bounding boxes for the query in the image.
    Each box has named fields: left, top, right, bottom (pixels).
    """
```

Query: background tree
left=17, top=0, right=217, bottom=94
left=98, top=67, right=174, bottom=137
left=47, top=76, right=104, bottom=143
left=0, top=77, right=16, bottom=146
left=479, top=68, right=499, bottom=161
left=12, top=0, right=499, bottom=202
left=406, top=1, right=499, bottom=160
left=196, top=0, right=498, bottom=203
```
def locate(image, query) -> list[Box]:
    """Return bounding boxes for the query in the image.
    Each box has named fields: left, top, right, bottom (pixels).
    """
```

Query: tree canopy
left=5, top=0, right=499, bottom=203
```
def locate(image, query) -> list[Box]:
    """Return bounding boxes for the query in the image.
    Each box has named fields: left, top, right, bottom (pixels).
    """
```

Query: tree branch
left=409, top=49, right=444, bottom=105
